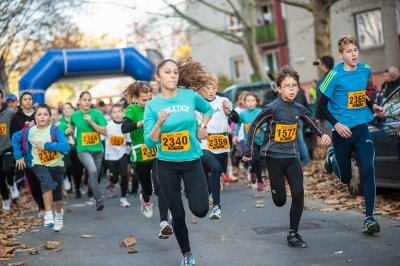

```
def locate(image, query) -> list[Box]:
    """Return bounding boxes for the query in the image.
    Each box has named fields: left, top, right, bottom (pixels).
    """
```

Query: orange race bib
left=244, top=124, right=251, bottom=133
left=161, top=130, right=190, bottom=152
left=347, top=90, right=366, bottom=109
left=0, top=123, right=6, bottom=136
left=109, top=135, right=124, bottom=146
left=274, top=123, right=297, bottom=142
left=141, top=144, right=157, bottom=160
left=81, top=132, right=99, bottom=145
left=38, top=150, right=59, bottom=164
left=207, top=134, right=230, bottom=150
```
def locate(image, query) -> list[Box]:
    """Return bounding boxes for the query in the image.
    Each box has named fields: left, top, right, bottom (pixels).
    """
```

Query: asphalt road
left=6, top=182, right=400, bottom=266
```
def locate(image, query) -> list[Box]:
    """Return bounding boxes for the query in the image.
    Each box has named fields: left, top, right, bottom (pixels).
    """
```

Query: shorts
left=32, top=165, right=64, bottom=201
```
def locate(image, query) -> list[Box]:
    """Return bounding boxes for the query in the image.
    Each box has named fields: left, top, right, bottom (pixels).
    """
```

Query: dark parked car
left=349, top=86, right=400, bottom=195
left=223, top=81, right=277, bottom=106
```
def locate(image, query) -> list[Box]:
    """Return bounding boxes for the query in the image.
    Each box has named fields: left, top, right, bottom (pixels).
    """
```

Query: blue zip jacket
left=12, top=124, right=70, bottom=168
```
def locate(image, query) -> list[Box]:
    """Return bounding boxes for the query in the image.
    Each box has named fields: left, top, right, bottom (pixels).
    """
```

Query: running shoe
left=257, top=181, right=265, bottom=191
left=140, top=194, right=153, bottom=218
left=54, top=209, right=64, bottom=232
left=287, top=232, right=308, bottom=248
left=209, top=205, right=221, bottom=220
left=363, top=216, right=381, bottom=235
left=2, top=199, right=10, bottom=211
left=9, top=181, right=20, bottom=200
left=324, top=147, right=335, bottom=174
left=96, top=199, right=104, bottom=211
left=159, top=220, right=173, bottom=239
left=44, top=211, right=54, bottom=227
left=120, top=197, right=131, bottom=207
left=181, top=252, right=195, bottom=266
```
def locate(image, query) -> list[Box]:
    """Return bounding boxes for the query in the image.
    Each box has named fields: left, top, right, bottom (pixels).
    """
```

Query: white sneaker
left=2, top=199, right=10, bottom=211
left=44, top=211, right=54, bottom=227
left=120, top=197, right=131, bottom=207
left=140, top=194, right=153, bottom=218
left=54, top=209, right=64, bottom=232
left=159, top=221, right=173, bottom=239
left=63, top=178, right=71, bottom=191
left=209, top=205, right=222, bottom=220
left=9, top=182, right=20, bottom=200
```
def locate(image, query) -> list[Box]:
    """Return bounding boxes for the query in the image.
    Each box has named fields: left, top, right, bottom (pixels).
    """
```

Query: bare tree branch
left=196, top=0, right=235, bottom=17
left=226, top=0, right=251, bottom=29
left=279, top=0, right=314, bottom=13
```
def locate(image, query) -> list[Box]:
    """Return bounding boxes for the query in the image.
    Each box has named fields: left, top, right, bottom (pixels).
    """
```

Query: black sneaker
left=96, top=200, right=104, bottom=211
left=287, top=232, right=308, bottom=248
left=75, top=190, right=82, bottom=199
left=363, top=217, right=380, bottom=235
left=324, top=147, right=335, bottom=174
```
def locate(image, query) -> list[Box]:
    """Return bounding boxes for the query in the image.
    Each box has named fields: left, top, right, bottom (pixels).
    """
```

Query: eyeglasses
left=281, top=84, right=299, bottom=89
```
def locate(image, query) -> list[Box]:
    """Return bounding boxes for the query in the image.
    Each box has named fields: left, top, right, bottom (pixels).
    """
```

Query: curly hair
left=177, top=57, right=213, bottom=92
left=123, top=81, right=152, bottom=103
left=275, top=65, right=300, bottom=87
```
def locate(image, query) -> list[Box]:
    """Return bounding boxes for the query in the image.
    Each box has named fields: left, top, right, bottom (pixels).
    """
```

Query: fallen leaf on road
left=31, top=230, right=39, bottom=233
left=54, top=248, right=62, bottom=252
left=304, top=205, right=316, bottom=210
left=44, top=241, right=61, bottom=250
left=0, top=247, right=15, bottom=258
left=121, top=235, right=136, bottom=247
left=192, top=215, right=197, bottom=224
left=81, top=234, right=93, bottom=238
left=334, top=250, right=344, bottom=255
left=27, top=248, right=38, bottom=255
left=346, top=259, right=352, bottom=262
left=128, top=246, right=137, bottom=254
left=324, top=199, right=340, bottom=204
left=7, top=262, right=26, bottom=266
left=255, top=204, right=265, bottom=208
left=20, top=244, right=30, bottom=249
left=320, top=208, right=335, bottom=213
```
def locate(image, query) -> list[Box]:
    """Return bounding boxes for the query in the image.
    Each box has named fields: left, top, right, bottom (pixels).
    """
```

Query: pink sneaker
left=257, top=181, right=265, bottom=191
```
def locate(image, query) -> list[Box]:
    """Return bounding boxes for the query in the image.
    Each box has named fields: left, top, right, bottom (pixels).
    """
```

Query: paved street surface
left=6, top=183, right=400, bottom=266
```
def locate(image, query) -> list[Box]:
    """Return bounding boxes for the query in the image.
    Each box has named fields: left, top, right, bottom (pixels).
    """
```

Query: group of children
left=0, top=35, right=385, bottom=266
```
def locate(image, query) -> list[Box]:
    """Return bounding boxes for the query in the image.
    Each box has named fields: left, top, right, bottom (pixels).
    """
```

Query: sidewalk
left=6, top=183, right=400, bottom=266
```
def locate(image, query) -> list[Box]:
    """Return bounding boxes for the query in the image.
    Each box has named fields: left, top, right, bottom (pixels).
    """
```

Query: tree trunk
left=242, top=37, right=269, bottom=81
left=313, top=1, right=332, bottom=59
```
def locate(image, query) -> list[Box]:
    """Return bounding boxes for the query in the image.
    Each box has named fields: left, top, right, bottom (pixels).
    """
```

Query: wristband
left=199, top=123, right=207, bottom=129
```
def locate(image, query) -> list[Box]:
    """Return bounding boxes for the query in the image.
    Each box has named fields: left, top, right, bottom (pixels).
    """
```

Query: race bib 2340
left=161, top=130, right=190, bottom=152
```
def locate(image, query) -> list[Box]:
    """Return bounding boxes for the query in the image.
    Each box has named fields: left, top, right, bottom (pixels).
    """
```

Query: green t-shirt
left=70, top=109, right=107, bottom=153
left=58, top=116, right=76, bottom=150
left=124, top=104, right=151, bottom=162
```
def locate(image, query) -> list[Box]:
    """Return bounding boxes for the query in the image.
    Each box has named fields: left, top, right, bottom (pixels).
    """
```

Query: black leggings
left=136, top=160, right=169, bottom=222
left=108, top=154, right=129, bottom=197
left=24, top=167, right=45, bottom=210
left=157, top=159, right=209, bottom=254
left=0, top=152, right=14, bottom=200
left=265, top=157, right=304, bottom=232
left=251, top=144, right=263, bottom=183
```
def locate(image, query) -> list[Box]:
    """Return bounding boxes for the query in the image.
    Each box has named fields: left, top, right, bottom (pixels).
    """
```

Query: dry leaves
left=44, top=241, right=61, bottom=250
left=120, top=235, right=137, bottom=254
left=81, top=234, right=93, bottom=238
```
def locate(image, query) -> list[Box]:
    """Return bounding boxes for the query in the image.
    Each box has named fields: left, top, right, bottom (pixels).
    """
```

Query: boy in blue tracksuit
left=318, top=35, right=385, bottom=235
left=13, top=104, right=70, bottom=232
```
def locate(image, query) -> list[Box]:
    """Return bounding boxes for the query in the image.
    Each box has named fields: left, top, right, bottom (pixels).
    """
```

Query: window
left=355, top=9, right=384, bottom=49
left=263, top=51, right=279, bottom=77
left=226, top=15, right=243, bottom=35
left=230, top=57, right=245, bottom=80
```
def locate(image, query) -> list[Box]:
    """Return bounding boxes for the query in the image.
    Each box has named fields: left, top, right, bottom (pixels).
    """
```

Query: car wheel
left=348, top=157, right=363, bottom=197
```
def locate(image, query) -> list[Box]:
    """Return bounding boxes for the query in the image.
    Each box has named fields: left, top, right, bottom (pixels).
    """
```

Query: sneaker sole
left=96, top=205, right=104, bottom=211
left=363, top=224, right=381, bottom=235
left=160, top=225, right=173, bottom=236
left=44, top=223, right=54, bottom=227
left=287, top=242, right=308, bottom=248
left=209, top=214, right=221, bottom=220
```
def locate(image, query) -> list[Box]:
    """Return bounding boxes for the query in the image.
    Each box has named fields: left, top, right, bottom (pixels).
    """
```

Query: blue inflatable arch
left=19, top=47, right=155, bottom=103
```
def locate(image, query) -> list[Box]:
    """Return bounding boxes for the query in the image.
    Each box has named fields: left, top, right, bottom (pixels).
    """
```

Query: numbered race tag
left=110, top=135, right=124, bottom=146
left=207, top=134, right=230, bottom=150
left=274, top=123, right=297, bottom=142
left=0, top=123, right=6, bottom=136
left=81, top=132, right=99, bottom=145
left=38, top=150, right=59, bottom=164
left=347, top=90, right=366, bottom=109
left=161, top=130, right=190, bottom=152
left=244, top=123, right=251, bottom=133
left=141, top=144, right=157, bottom=160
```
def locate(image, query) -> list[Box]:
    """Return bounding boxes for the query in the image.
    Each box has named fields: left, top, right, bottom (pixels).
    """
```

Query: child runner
left=243, top=65, right=331, bottom=248
left=196, top=74, right=239, bottom=219
left=10, top=92, right=43, bottom=210
left=0, top=89, right=16, bottom=210
left=318, top=35, right=385, bottom=234
left=234, top=93, right=265, bottom=191
left=13, top=104, right=70, bottom=231
left=144, top=59, right=213, bottom=266
left=122, top=81, right=173, bottom=239
left=68, top=91, right=107, bottom=211
left=59, top=102, right=83, bottom=198
left=105, top=103, right=131, bottom=207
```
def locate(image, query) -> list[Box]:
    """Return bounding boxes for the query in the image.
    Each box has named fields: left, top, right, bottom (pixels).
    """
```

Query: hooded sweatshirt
left=10, top=107, right=35, bottom=138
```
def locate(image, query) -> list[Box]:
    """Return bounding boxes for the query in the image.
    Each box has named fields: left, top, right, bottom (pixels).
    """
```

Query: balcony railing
left=255, top=23, right=276, bottom=44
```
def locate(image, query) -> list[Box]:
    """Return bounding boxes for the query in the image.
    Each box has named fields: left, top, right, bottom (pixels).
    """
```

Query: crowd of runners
left=0, top=35, right=388, bottom=265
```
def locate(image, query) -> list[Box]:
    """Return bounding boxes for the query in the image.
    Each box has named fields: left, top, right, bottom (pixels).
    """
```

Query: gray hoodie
left=0, top=104, right=15, bottom=155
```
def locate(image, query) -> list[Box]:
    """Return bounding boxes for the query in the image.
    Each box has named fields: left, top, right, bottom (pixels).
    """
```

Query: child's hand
left=137, top=120, right=144, bottom=128
left=156, top=110, right=170, bottom=127
left=83, top=114, right=93, bottom=123
left=372, top=104, right=385, bottom=117
left=334, top=122, right=352, bottom=138
left=320, top=134, right=331, bottom=146
left=222, top=100, right=231, bottom=115
left=242, top=156, right=252, bottom=162
left=232, top=136, right=238, bottom=145
left=36, top=142, right=45, bottom=150
left=16, top=158, right=26, bottom=170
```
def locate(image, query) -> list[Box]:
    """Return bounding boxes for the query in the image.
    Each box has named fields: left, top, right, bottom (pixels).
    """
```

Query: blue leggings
left=331, top=124, right=376, bottom=217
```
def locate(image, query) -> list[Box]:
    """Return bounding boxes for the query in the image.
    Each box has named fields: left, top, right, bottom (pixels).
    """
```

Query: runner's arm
left=317, top=94, right=338, bottom=126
